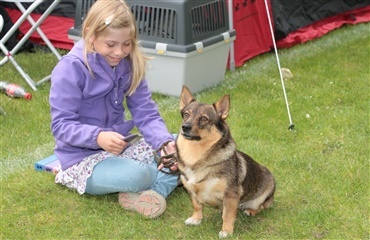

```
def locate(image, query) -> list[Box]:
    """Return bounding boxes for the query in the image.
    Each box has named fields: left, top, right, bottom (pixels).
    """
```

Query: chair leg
left=16, top=1, right=62, bottom=60
left=0, top=0, right=62, bottom=91
left=0, top=42, right=37, bottom=91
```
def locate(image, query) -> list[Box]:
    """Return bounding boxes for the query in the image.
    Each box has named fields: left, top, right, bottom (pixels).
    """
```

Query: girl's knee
left=88, top=158, right=158, bottom=193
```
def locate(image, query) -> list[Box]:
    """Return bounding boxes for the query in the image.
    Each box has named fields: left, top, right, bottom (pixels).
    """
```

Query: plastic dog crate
left=126, top=0, right=230, bottom=45
left=68, top=0, right=235, bottom=96
left=67, top=0, right=96, bottom=43
left=141, top=30, right=235, bottom=96
left=126, top=0, right=235, bottom=96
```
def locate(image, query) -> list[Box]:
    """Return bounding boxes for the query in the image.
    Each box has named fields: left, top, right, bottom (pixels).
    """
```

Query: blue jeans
left=84, top=157, right=178, bottom=198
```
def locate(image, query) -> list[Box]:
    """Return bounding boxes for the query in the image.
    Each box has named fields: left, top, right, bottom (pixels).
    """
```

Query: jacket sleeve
left=126, top=79, right=174, bottom=150
left=49, top=57, right=101, bottom=150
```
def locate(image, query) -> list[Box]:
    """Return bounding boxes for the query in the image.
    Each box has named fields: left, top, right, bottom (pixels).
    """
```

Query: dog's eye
left=183, top=112, right=190, bottom=118
left=200, top=116, right=208, bottom=122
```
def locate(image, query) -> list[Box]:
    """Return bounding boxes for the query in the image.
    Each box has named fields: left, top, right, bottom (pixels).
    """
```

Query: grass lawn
left=1, top=22, right=369, bottom=239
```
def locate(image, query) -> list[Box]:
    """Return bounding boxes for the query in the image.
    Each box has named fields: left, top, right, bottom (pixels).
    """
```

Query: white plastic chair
left=0, top=0, right=61, bottom=91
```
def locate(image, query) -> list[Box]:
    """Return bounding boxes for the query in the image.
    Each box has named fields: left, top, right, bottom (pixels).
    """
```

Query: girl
left=49, top=0, right=178, bottom=218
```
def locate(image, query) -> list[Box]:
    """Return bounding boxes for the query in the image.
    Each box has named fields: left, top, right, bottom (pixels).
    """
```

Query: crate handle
left=194, top=42, right=204, bottom=53
left=155, top=43, right=168, bottom=55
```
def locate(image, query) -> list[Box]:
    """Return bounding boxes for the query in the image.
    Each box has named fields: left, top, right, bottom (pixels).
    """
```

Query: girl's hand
left=158, top=141, right=178, bottom=172
left=97, top=131, right=128, bottom=155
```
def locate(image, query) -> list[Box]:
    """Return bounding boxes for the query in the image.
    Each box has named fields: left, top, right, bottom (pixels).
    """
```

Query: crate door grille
left=191, top=0, right=226, bottom=38
left=132, top=5, right=176, bottom=42
left=82, top=1, right=96, bottom=25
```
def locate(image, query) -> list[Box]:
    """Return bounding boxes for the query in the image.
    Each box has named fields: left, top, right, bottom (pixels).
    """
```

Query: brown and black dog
left=176, top=86, right=276, bottom=238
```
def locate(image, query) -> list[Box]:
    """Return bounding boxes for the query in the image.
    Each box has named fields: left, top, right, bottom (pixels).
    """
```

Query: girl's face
left=90, top=27, right=133, bottom=67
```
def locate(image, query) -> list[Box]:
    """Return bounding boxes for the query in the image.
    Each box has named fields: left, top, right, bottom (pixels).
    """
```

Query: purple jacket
left=50, top=40, right=174, bottom=170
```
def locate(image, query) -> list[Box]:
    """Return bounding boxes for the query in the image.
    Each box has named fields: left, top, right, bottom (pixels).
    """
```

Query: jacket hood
left=68, top=40, right=131, bottom=82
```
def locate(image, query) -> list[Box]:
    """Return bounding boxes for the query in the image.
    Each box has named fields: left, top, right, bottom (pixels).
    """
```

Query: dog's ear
left=180, top=86, right=195, bottom=110
left=214, top=95, right=230, bottom=120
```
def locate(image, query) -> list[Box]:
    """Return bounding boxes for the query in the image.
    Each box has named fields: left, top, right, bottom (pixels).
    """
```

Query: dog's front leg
left=185, top=196, right=203, bottom=225
left=219, top=197, right=239, bottom=238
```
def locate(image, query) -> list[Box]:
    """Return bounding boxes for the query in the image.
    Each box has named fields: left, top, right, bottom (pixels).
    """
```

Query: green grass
left=1, top=22, right=369, bottom=239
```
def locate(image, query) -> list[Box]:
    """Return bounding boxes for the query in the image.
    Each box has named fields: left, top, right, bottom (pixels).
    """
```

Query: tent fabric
left=231, top=0, right=273, bottom=67
left=276, top=5, right=370, bottom=48
left=231, top=1, right=370, bottom=67
left=271, top=0, right=370, bottom=40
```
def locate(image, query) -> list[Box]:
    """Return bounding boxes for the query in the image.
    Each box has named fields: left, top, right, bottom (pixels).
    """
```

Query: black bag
left=0, top=6, right=34, bottom=53
left=0, top=6, right=20, bottom=50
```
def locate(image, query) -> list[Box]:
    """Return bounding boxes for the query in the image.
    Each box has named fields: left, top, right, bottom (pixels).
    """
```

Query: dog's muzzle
left=181, top=123, right=201, bottom=141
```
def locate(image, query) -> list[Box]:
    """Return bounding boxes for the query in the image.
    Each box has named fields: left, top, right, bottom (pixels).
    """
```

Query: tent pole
left=264, top=0, right=294, bottom=130
left=228, top=0, right=235, bottom=71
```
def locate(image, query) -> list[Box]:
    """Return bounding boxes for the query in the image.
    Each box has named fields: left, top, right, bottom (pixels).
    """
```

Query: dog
left=176, top=86, right=276, bottom=238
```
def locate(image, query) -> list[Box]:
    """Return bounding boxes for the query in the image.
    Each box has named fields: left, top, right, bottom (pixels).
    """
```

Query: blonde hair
left=82, top=0, right=148, bottom=96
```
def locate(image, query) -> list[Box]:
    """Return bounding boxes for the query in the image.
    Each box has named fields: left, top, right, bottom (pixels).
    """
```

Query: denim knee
left=85, top=157, right=158, bottom=195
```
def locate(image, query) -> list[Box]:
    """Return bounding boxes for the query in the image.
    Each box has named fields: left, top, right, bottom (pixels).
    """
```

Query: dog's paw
left=244, top=208, right=259, bottom=216
left=218, top=230, right=231, bottom=238
left=185, top=217, right=202, bottom=225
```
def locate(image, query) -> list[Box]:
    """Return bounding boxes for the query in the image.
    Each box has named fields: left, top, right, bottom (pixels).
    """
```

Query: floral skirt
left=55, top=139, right=155, bottom=194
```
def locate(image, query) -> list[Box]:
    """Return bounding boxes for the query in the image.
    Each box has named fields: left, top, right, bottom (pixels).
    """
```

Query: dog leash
left=153, top=140, right=179, bottom=175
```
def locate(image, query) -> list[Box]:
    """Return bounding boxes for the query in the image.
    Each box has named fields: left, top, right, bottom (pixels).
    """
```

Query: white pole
left=264, top=0, right=294, bottom=130
left=228, top=0, right=235, bottom=71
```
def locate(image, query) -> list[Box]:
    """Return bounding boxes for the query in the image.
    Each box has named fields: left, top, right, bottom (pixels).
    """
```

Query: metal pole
left=228, top=0, right=235, bottom=71
left=264, top=0, right=294, bottom=130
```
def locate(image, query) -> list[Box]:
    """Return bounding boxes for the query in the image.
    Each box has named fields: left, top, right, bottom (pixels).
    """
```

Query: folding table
left=0, top=0, right=61, bottom=91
